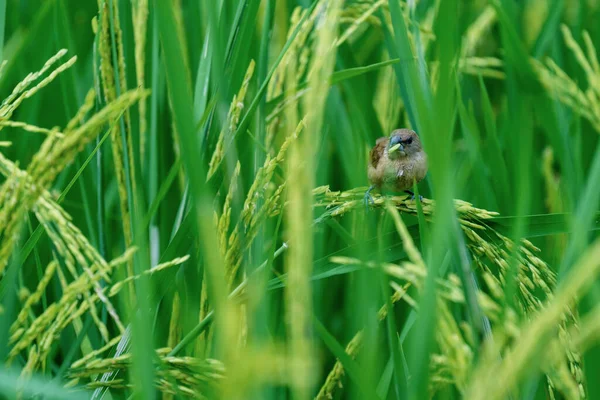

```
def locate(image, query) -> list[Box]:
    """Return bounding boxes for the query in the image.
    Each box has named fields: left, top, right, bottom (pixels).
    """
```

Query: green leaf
left=312, top=315, right=380, bottom=399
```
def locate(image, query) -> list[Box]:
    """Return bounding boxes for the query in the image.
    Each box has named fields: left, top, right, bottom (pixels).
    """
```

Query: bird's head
left=387, top=129, right=422, bottom=159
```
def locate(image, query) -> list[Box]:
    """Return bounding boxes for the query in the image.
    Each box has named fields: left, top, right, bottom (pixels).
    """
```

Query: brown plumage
left=366, top=129, right=428, bottom=200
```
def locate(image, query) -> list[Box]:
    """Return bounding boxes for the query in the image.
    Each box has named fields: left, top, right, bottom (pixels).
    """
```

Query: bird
left=365, top=128, right=428, bottom=207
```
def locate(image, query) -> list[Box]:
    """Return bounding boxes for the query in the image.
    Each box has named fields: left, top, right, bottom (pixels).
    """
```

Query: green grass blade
left=312, top=315, right=380, bottom=399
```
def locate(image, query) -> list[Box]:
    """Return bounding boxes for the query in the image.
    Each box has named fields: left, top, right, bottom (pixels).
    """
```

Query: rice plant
left=0, top=0, right=599, bottom=399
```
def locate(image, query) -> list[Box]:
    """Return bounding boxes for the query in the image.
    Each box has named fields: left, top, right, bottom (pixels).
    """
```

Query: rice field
left=0, top=0, right=599, bottom=399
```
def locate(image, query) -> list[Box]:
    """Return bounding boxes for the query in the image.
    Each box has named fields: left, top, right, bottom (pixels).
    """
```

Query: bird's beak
left=389, top=143, right=404, bottom=154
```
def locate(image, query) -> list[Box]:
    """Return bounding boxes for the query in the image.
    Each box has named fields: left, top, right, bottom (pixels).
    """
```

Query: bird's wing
left=370, top=137, right=388, bottom=168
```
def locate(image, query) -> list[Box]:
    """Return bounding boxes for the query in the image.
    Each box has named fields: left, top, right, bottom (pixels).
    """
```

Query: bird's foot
left=404, top=190, right=423, bottom=202
left=364, top=186, right=376, bottom=211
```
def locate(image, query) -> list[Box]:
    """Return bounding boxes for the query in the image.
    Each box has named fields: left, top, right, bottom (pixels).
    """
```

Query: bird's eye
left=404, top=137, right=413, bottom=145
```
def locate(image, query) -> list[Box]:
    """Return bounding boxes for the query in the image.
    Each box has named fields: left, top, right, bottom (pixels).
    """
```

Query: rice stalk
left=207, top=60, right=256, bottom=180
left=0, top=49, right=76, bottom=120
left=96, top=0, right=137, bottom=285
left=461, top=6, right=496, bottom=57
left=313, top=188, right=583, bottom=398
left=284, top=1, right=343, bottom=397
left=68, top=348, right=225, bottom=397
left=465, top=238, right=600, bottom=400
left=0, top=68, right=147, bottom=274
left=533, top=25, right=600, bottom=133
left=131, top=0, right=149, bottom=162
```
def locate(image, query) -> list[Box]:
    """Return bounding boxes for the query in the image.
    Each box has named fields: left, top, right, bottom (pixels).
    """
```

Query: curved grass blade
left=312, top=315, right=380, bottom=399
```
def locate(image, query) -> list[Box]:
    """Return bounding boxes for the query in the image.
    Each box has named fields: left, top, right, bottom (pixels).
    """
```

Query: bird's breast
left=381, top=152, right=428, bottom=191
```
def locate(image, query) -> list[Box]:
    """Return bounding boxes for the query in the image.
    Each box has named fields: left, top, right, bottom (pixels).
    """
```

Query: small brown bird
left=365, top=128, right=428, bottom=206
